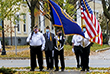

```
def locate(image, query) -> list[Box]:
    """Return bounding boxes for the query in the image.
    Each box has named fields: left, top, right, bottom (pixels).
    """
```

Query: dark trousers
left=74, top=46, right=83, bottom=67
left=54, top=49, right=65, bottom=70
left=30, top=45, right=43, bottom=69
left=82, top=45, right=90, bottom=70
left=45, top=50, right=53, bottom=69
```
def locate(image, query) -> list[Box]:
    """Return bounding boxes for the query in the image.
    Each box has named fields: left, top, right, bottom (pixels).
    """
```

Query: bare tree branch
left=35, top=0, right=93, bottom=23
left=4, top=6, right=13, bottom=18
left=35, top=2, right=52, bottom=21
left=26, top=0, right=31, bottom=10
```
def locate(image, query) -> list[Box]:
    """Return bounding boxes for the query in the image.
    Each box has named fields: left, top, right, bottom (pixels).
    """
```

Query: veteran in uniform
left=43, top=26, right=55, bottom=70
left=81, top=26, right=91, bottom=71
left=72, top=34, right=83, bottom=68
left=53, top=29, right=65, bottom=71
left=26, top=25, right=45, bottom=71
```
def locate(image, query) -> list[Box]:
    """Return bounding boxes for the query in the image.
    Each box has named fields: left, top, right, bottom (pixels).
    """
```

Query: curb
left=14, top=69, right=110, bottom=73
left=95, top=47, right=110, bottom=52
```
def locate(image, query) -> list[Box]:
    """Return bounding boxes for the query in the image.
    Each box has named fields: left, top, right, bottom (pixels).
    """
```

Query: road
left=0, top=49, right=110, bottom=68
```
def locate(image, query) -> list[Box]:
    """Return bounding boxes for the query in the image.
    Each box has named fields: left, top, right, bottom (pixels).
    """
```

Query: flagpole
left=94, top=0, right=95, bottom=15
left=80, top=0, right=83, bottom=30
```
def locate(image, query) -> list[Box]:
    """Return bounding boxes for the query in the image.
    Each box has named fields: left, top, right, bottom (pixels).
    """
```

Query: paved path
left=0, top=58, right=110, bottom=68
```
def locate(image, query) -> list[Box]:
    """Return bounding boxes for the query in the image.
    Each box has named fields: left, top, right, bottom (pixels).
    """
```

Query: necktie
left=83, top=39, right=85, bottom=48
left=48, top=33, right=49, bottom=39
left=57, top=36, right=60, bottom=51
left=50, top=33, right=52, bottom=41
left=47, top=33, right=49, bottom=39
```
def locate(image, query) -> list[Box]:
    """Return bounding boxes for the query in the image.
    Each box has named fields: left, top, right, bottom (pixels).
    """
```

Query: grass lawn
left=0, top=43, right=109, bottom=58
left=0, top=67, right=49, bottom=74
left=0, top=67, right=110, bottom=74
left=90, top=44, right=109, bottom=52
left=64, top=43, right=110, bottom=56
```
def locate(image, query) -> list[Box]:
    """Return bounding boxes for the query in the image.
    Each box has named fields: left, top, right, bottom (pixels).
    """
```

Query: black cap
left=46, top=26, right=50, bottom=29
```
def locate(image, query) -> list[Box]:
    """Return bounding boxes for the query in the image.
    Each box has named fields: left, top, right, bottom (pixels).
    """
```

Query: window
left=24, top=24, right=26, bottom=32
left=23, top=15, right=26, bottom=32
left=16, top=15, right=20, bottom=32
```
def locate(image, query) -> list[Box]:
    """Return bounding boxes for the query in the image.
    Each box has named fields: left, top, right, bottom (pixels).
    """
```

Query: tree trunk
left=31, top=6, right=35, bottom=31
left=102, top=0, right=110, bottom=20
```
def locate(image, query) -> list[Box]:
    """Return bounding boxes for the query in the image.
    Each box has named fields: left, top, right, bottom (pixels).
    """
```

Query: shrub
left=0, top=67, right=16, bottom=74
left=1, top=38, right=9, bottom=45
left=66, top=35, right=73, bottom=45
left=102, top=33, right=108, bottom=44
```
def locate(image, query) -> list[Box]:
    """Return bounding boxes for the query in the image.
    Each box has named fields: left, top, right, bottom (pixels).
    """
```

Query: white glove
left=41, top=47, right=44, bottom=51
left=72, top=48, right=75, bottom=53
left=52, top=50, right=54, bottom=57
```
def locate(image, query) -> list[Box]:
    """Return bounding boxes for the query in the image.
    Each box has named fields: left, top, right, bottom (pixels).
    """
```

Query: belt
left=30, top=45, right=42, bottom=47
left=74, top=45, right=81, bottom=47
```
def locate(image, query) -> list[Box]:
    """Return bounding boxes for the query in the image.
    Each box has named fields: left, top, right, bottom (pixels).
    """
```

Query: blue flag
left=49, top=0, right=85, bottom=37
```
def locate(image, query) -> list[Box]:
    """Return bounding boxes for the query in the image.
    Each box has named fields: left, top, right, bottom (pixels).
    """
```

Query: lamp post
left=1, top=20, right=6, bottom=55
left=1, top=0, right=6, bottom=55
left=94, top=0, right=95, bottom=15
left=14, top=25, right=18, bottom=55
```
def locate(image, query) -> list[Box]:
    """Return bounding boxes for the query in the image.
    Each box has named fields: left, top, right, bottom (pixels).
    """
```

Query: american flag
left=81, top=0, right=103, bottom=45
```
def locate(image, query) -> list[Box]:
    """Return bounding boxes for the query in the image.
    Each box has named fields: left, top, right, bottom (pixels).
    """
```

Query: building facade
left=0, top=1, right=53, bottom=45
left=0, top=2, right=31, bottom=45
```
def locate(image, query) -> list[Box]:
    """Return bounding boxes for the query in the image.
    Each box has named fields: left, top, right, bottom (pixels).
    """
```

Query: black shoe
left=50, top=68, right=53, bottom=70
left=40, top=69, right=44, bottom=71
left=81, top=68, right=85, bottom=71
left=54, top=69, right=59, bottom=71
left=61, top=69, right=64, bottom=71
left=81, top=69, right=85, bottom=71
left=77, top=65, right=80, bottom=68
left=30, top=69, right=34, bottom=71
left=79, top=65, right=82, bottom=67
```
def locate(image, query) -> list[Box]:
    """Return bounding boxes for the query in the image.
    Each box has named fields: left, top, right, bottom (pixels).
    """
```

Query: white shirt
left=72, top=35, right=83, bottom=46
left=81, top=31, right=91, bottom=48
left=26, top=32, right=45, bottom=50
